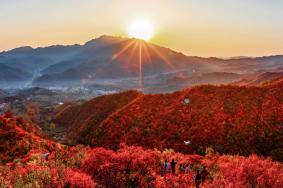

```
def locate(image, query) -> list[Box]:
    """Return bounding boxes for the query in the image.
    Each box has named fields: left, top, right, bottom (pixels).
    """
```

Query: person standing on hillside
left=201, top=167, right=208, bottom=182
left=195, top=170, right=202, bottom=188
left=170, top=159, right=177, bottom=174
left=178, top=163, right=184, bottom=174
left=163, top=159, right=169, bottom=176
left=185, top=163, right=190, bottom=173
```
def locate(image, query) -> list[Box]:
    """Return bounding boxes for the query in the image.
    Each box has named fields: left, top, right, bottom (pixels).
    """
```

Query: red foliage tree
left=81, top=145, right=161, bottom=187
left=63, top=168, right=96, bottom=188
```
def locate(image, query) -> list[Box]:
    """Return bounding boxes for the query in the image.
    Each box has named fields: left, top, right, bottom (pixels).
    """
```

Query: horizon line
left=1, top=35, right=282, bottom=59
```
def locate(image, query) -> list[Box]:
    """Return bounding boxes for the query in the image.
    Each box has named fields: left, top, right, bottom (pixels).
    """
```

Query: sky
left=0, top=0, right=283, bottom=57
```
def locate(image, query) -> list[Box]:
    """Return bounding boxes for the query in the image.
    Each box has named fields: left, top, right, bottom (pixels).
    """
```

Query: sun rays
left=138, top=42, right=143, bottom=90
left=92, top=39, right=175, bottom=90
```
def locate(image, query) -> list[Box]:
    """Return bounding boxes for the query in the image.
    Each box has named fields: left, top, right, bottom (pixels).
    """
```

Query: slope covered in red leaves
left=55, top=90, right=141, bottom=144
left=265, top=75, right=283, bottom=87
left=0, top=113, right=282, bottom=187
left=1, top=143, right=283, bottom=188
left=0, top=112, right=60, bottom=164
left=55, top=79, right=283, bottom=160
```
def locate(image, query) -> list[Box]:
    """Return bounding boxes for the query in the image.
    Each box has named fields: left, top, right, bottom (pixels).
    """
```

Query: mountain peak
left=84, top=35, right=127, bottom=47
left=3, top=46, right=34, bottom=54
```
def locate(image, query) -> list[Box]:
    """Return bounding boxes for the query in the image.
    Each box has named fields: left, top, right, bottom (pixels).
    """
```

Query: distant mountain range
left=1, top=35, right=283, bottom=92
left=0, top=63, right=32, bottom=87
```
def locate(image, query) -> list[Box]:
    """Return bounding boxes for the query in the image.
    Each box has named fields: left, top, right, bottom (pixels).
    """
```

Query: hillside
left=264, top=75, right=283, bottom=86
left=55, top=90, right=141, bottom=143
left=0, top=90, right=6, bottom=98
left=1, top=134, right=282, bottom=188
left=0, top=95, right=282, bottom=187
left=0, top=64, right=32, bottom=86
left=0, top=113, right=282, bottom=187
left=158, top=72, right=242, bottom=93
left=0, top=45, right=81, bottom=74
left=0, top=112, right=60, bottom=163
left=233, top=71, right=283, bottom=86
left=55, top=78, right=283, bottom=161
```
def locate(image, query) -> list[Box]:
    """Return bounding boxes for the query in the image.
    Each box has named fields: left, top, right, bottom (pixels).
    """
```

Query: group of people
left=163, top=159, right=208, bottom=187
left=163, top=159, right=191, bottom=175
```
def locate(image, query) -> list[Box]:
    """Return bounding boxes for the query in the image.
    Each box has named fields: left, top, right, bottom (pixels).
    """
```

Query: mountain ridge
left=1, top=36, right=283, bottom=92
left=2, top=35, right=283, bottom=59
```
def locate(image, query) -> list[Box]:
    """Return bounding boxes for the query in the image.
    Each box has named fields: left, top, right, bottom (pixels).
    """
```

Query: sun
left=127, top=20, right=155, bottom=41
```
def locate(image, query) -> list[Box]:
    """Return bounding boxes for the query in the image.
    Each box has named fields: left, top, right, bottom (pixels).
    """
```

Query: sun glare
left=127, top=20, right=155, bottom=41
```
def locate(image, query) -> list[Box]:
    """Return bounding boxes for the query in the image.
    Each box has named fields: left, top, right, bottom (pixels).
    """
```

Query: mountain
left=218, top=55, right=283, bottom=73
left=54, top=78, right=283, bottom=161
left=1, top=36, right=283, bottom=93
left=0, top=63, right=31, bottom=81
left=35, top=37, right=283, bottom=85
left=232, top=71, right=283, bottom=86
left=0, top=63, right=32, bottom=88
left=33, top=36, right=283, bottom=92
left=0, top=44, right=81, bottom=75
left=151, top=71, right=242, bottom=93
left=34, top=36, right=220, bottom=86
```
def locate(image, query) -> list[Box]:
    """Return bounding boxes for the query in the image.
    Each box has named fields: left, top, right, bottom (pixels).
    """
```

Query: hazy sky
left=1, top=0, right=283, bottom=57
